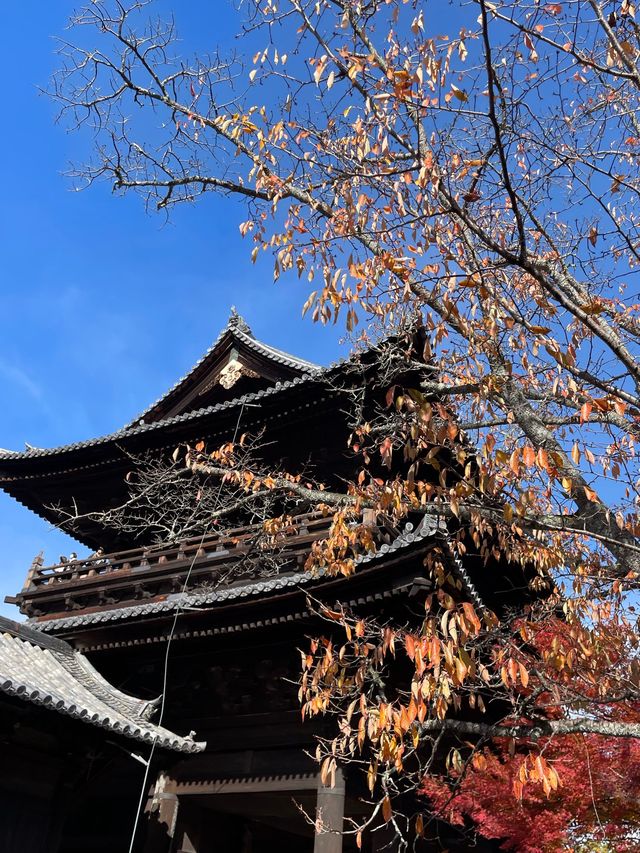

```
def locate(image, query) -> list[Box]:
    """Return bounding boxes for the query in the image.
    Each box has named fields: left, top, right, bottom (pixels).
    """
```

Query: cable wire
left=127, top=401, right=247, bottom=852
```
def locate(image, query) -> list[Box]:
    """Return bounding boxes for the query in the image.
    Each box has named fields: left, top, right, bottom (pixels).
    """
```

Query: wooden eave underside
left=39, top=542, right=436, bottom=652
left=0, top=377, right=339, bottom=550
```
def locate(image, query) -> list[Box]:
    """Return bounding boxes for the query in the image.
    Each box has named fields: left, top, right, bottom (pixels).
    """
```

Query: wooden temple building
left=0, top=313, right=527, bottom=852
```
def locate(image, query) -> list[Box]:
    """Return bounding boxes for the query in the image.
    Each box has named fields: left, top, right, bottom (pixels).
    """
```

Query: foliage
left=421, top=731, right=640, bottom=851
left=52, top=0, right=640, bottom=845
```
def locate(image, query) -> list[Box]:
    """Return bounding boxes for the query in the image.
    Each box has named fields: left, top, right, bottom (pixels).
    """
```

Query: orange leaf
left=580, top=402, right=592, bottom=423
left=379, top=437, right=393, bottom=469
left=405, top=634, right=416, bottom=660
left=385, top=386, right=397, bottom=408
left=382, top=796, right=392, bottom=823
left=537, top=447, right=550, bottom=471
left=462, top=602, right=481, bottom=632
left=472, top=752, right=487, bottom=770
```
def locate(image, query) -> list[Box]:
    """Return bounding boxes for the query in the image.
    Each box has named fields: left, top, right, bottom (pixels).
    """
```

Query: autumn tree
left=422, top=731, right=640, bottom=851
left=53, top=0, right=640, bottom=848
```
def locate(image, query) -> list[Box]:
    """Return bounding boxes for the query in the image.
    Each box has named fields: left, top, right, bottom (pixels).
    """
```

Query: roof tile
left=125, top=310, right=321, bottom=429
left=0, top=615, right=204, bottom=752
left=33, top=516, right=455, bottom=632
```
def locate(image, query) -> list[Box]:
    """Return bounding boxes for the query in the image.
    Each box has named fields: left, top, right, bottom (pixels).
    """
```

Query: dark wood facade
left=0, top=314, right=518, bottom=852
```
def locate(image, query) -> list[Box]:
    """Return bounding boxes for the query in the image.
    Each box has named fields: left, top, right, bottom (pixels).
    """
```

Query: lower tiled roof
left=30, top=515, right=485, bottom=633
left=0, top=616, right=204, bottom=752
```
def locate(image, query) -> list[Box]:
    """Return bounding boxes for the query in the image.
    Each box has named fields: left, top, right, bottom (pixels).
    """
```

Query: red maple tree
left=422, top=730, right=640, bottom=852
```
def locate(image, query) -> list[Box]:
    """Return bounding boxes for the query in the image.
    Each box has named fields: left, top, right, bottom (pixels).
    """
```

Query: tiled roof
left=0, top=615, right=204, bottom=752
left=31, top=515, right=483, bottom=633
left=0, top=350, right=364, bottom=464
left=0, top=312, right=336, bottom=463
left=125, top=309, right=321, bottom=428
left=0, top=375, right=315, bottom=461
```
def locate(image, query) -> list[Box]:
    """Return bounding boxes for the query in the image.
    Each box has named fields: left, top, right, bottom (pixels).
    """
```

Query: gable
left=128, top=311, right=320, bottom=427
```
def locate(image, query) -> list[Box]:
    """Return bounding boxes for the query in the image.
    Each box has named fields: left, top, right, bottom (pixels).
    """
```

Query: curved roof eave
left=29, top=515, right=486, bottom=634
left=0, top=373, right=318, bottom=464
left=0, top=615, right=204, bottom=752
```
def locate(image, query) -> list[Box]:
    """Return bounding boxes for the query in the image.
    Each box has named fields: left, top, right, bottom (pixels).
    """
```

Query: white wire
left=127, top=402, right=247, bottom=852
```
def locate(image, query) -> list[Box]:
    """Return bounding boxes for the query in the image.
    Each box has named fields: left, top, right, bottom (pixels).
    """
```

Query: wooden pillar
left=314, top=768, right=345, bottom=853
left=142, top=772, right=179, bottom=852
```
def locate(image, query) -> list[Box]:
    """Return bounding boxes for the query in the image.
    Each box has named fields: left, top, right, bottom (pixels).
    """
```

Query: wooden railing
left=10, top=511, right=400, bottom=618
left=22, top=513, right=333, bottom=592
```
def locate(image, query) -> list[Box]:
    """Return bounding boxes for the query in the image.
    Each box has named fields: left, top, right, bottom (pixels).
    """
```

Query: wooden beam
left=142, top=771, right=179, bottom=853
left=171, top=772, right=317, bottom=796
left=314, top=768, right=345, bottom=853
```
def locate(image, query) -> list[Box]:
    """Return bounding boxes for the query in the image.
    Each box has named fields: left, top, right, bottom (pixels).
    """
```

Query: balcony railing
left=10, top=512, right=396, bottom=619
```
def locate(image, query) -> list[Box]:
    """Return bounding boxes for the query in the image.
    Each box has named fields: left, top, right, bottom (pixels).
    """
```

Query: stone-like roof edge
left=125, top=311, right=321, bottom=429
left=0, top=615, right=204, bottom=752
left=444, top=545, right=485, bottom=613
left=31, top=515, right=478, bottom=633
left=0, top=613, right=75, bottom=654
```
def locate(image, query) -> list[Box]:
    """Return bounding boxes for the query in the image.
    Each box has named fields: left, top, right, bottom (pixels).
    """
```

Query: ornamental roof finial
left=227, top=307, right=253, bottom=336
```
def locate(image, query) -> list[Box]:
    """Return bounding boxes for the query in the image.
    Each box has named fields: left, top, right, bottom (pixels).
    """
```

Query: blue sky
left=0, top=2, right=344, bottom=618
